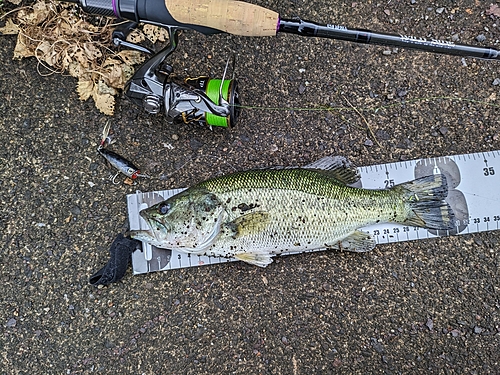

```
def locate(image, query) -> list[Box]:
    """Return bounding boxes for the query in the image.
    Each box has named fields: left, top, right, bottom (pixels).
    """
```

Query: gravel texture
left=1, top=0, right=499, bottom=374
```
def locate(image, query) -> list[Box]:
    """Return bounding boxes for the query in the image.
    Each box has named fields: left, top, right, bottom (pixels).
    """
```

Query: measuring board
left=127, top=150, right=500, bottom=274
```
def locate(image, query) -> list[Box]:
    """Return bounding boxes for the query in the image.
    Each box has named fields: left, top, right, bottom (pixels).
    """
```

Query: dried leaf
left=68, top=61, right=85, bottom=78
left=77, top=79, right=94, bottom=101
left=126, top=29, right=145, bottom=44
left=60, top=49, right=72, bottom=70
left=120, top=64, right=135, bottom=84
left=0, top=19, right=21, bottom=35
left=5, top=0, right=151, bottom=115
left=7, top=0, right=23, bottom=5
left=102, top=56, right=120, bottom=68
left=143, top=24, right=169, bottom=43
left=36, top=40, right=57, bottom=65
left=486, top=4, right=500, bottom=17
left=73, top=48, right=89, bottom=68
left=13, top=33, right=34, bottom=59
left=71, top=19, right=100, bottom=33
left=36, top=40, right=51, bottom=55
left=104, top=63, right=127, bottom=88
left=93, top=90, right=115, bottom=115
left=17, top=1, right=51, bottom=25
left=96, top=79, right=117, bottom=96
left=103, top=62, right=133, bottom=86
left=117, top=50, right=146, bottom=66
left=53, top=19, right=72, bottom=35
left=83, top=42, right=102, bottom=60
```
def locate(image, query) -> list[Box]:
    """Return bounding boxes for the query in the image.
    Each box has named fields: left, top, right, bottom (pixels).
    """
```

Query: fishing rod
left=63, top=0, right=500, bottom=127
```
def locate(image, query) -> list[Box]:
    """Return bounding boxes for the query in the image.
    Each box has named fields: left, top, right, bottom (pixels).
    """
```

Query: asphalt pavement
left=1, top=0, right=499, bottom=374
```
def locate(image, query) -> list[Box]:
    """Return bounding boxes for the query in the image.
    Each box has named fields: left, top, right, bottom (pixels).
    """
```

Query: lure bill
left=127, top=150, right=500, bottom=274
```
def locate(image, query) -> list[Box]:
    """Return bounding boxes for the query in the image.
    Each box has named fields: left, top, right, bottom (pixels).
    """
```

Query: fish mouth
left=140, top=212, right=170, bottom=241
left=138, top=207, right=224, bottom=250
left=148, top=217, right=169, bottom=233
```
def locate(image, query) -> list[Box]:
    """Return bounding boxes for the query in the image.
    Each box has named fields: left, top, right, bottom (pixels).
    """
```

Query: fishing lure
left=98, top=146, right=145, bottom=183
left=98, top=122, right=149, bottom=184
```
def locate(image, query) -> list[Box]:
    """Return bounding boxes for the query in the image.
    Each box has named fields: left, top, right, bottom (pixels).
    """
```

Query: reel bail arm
left=122, top=25, right=239, bottom=127
left=112, top=22, right=154, bottom=54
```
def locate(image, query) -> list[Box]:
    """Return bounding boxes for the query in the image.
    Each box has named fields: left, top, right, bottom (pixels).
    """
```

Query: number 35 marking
left=483, top=167, right=495, bottom=176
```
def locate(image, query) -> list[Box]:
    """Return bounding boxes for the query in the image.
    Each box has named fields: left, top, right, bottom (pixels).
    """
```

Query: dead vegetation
left=0, top=0, right=168, bottom=114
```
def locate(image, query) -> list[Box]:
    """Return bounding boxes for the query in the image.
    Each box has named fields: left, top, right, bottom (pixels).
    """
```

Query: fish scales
left=196, top=168, right=407, bottom=255
left=131, top=160, right=455, bottom=267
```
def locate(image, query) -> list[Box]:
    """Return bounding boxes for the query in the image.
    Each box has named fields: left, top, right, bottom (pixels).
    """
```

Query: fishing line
left=231, top=96, right=500, bottom=113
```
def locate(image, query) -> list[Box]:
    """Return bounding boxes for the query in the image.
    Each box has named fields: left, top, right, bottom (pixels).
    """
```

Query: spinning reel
left=115, top=23, right=239, bottom=128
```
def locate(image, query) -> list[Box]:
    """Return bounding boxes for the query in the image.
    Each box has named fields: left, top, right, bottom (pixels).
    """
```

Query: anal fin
left=326, top=231, right=376, bottom=253
left=234, top=251, right=273, bottom=267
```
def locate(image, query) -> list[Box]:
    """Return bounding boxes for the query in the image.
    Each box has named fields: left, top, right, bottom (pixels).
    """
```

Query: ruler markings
left=128, top=150, right=500, bottom=273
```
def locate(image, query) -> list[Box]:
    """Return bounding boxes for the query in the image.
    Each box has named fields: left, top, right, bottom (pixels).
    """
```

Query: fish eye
left=158, top=203, right=170, bottom=215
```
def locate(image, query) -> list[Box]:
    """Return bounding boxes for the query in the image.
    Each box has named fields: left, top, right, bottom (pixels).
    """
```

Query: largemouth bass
left=131, top=156, right=455, bottom=267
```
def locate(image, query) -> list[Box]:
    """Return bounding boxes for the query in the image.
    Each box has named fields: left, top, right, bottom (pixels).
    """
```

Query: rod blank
left=278, top=18, right=500, bottom=61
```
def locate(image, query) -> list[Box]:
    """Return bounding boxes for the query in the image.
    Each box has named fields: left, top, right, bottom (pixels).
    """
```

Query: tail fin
left=397, top=174, right=456, bottom=230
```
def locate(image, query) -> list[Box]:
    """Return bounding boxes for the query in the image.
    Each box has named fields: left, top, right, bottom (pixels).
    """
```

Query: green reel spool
left=206, top=79, right=234, bottom=127
left=184, top=77, right=240, bottom=127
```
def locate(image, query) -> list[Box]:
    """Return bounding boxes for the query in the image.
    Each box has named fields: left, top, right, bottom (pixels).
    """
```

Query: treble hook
left=111, top=171, right=122, bottom=185
left=100, top=121, right=116, bottom=148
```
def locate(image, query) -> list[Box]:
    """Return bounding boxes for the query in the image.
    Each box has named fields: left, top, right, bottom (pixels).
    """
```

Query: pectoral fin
left=235, top=251, right=273, bottom=267
left=225, top=212, right=270, bottom=238
left=326, top=231, right=376, bottom=253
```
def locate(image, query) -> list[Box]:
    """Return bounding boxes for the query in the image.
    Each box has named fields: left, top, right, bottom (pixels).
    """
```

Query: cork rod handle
left=166, top=0, right=279, bottom=36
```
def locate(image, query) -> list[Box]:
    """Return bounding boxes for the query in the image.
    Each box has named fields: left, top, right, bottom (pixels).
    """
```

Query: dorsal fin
left=304, top=155, right=361, bottom=186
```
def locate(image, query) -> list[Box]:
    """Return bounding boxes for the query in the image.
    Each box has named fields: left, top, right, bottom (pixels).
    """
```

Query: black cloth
left=89, top=233, right=140, bottom=285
